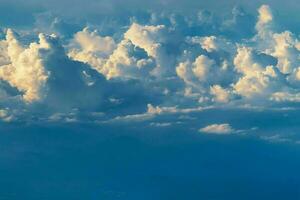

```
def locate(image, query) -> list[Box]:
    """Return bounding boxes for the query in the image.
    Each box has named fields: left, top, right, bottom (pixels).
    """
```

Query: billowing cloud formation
left=0, top=30, right=49, bottom=102
left=69, top=26, right=157, bottom=79
left=0, top=27, right=153, bottom=116
left=0, top=29, right=107, bottom=110
left=1, top=4, right=300, bottom=123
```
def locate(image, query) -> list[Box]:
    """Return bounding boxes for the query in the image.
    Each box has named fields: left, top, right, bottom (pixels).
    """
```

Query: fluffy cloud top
left=256, top=4, right=273, bottom=38
left=0, top=30, right=50, bottom=102
left=69, top=26, right=158, bottom=79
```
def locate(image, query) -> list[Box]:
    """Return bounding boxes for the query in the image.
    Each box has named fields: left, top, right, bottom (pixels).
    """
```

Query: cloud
left=103, top=103, right=213, bottom=123
left=124, top=23, right=165, bottom=59
left=0, top=108, right=13, bottom=122
left=0, top=29, right=50, bottom=102
left=69, top=26, right=156, bottom=80
left=0, top=28, right=156, bottom=116
left=2, top=3, right=300, bottom=124
left=72, top=27, right=117, bottom=57
left=176, top=53, right=233, bottom=90
left=150, top=122, right=172, bottom=127
left=190, top=36, right=234, bottom=53
left=124, top=23, right=172, bottom=76
left=232, top=46, right=285, bottom=99
left=210, top=85, right=231, bottom=103
left=270, top=92, right=300, bottom=102
left=271, top=31, right=300, bottom=74
left=256, top=4, right=273, bottom=38
left=260, top=134, right=294, bottom=144
left=199, top=123, right=234, bottom=134
left=0, top=29, right=109, bottom=110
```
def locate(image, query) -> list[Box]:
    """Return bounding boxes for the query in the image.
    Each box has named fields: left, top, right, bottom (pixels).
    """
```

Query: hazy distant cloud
left=103, top=103, right=213, bottom=123
left=260, top=134, right=295, bottom=144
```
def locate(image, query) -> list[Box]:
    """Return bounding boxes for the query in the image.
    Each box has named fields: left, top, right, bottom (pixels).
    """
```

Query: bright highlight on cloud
left=0, top=4, right=300, bottom=125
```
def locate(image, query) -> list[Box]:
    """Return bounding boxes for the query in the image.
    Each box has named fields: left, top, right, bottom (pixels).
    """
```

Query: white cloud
left=103, top=103, right=213, bottom=123
left=0, top=29, right=50, bottom=102
left=69, top=26, right=156, bottom=80
left=189, top=36, right=234, bottom=53
left=233, top=66, right=280, bottom=98
left=176, top=60, right=196, bottom=86
left=232, top=46, right=285, bottom=99
left=210, top=85, right=230, bottom=103
left=124, top=23, right=165, bottom=59
left=271, top=31, right=300, bottom=74
left=192, top=55, right=215, bottom=81
left=0, top=29, right=113, bottom=111
left=176, top=54, right=230, bottom=89
left=124, top=23, right=171, bottom=76
left=2, top=3, right=300, bottom=124
left=100, top=39, right=155, bottom=79
left=256, top=5, right=273, bottom=38
left=199, top=123, right=234, bottom=134
left=73, top=27, right=116, bottom=56
left=233, top=46, right=265, bottom=75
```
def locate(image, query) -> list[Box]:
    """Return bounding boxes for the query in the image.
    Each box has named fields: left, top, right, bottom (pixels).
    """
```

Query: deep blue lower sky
left=0, top=124, right=299, bottom=200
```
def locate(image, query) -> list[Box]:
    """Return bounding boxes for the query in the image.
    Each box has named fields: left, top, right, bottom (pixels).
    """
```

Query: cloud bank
left=0, top=4, right=300, bottom=128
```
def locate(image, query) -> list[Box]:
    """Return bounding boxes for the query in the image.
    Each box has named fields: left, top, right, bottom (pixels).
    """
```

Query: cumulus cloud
left=210, top=85, right=231, bottom=103
left=0, top=28, right=152, bottom=114
left=124, top=23, right=165, bottom=59
left=176, top=54, right=232, bottom=89
left=73, top=27, right=117, bottom=57
left=256, top=4, right=273, bottom=38
left=69, top=26, right=156, bottom=79
left=199, top=123, right=234, bottom=134
left=271, top=31, right=300, bottom=74
left=1, top=3, right=300, bottom=124
left=189, top=36, right=234, bottom=53
left=70, top=23, right=169, bottom=80
left=1, top=29, right=106, bottom=109
left=232, top=45, right=287, bottom=99
left=0, top=29, right=50, bottom=102
left=124, top=23, right=172, bottom=76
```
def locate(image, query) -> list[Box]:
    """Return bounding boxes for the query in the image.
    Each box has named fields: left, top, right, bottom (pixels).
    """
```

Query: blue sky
left=1, top=0, right=300, bottom=199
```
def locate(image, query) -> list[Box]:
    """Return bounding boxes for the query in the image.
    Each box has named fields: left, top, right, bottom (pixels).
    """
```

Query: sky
left=1, top=0, right=300, bottom=199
